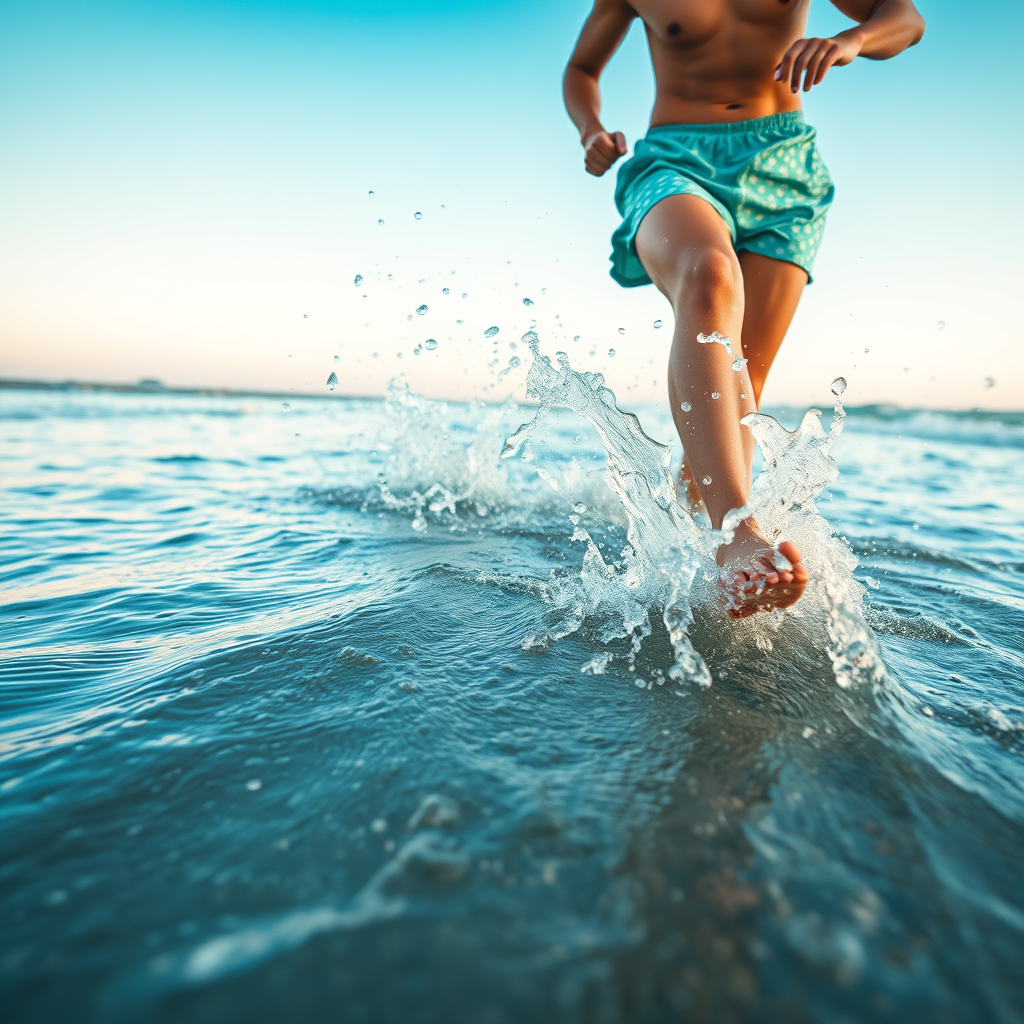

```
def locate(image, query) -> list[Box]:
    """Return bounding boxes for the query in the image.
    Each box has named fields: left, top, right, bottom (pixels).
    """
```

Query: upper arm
left=566, top=0, right=637, bottom=78
left=827, top=0, right=922, bottom=29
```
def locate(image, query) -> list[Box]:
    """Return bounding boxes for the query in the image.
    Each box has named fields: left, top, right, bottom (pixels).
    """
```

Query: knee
left=674, top=248, right=741, bottom=305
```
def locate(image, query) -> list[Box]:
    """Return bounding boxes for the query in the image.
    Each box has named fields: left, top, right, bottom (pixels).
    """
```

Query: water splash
left=501, top=337, right=884, bottom=694
left=501, top=336, right=712, bottom=687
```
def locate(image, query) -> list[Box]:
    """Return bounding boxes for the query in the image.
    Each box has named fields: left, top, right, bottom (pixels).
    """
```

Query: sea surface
left=2, top=361, right=1023, bottom=1024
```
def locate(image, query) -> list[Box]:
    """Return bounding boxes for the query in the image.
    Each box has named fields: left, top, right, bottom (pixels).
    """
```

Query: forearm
left=840, top=0, right=924, bottom=60
left=564, top=64, right=605, bottom=144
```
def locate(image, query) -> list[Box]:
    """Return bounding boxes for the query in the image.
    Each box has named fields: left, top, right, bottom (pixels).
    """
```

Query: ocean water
left=2, top=357, right=1023, bottom=1024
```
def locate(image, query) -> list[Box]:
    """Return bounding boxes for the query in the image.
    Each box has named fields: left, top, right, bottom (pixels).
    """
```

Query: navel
left=667, top=22, right=680, bottom=35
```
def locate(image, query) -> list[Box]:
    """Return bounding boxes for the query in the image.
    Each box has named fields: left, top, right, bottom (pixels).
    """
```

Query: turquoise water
left=2, top=371, right=1023, bottom=1023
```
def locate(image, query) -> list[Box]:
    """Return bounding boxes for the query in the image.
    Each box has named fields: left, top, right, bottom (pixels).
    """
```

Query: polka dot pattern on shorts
left=609, top=112, right=835, bottom=288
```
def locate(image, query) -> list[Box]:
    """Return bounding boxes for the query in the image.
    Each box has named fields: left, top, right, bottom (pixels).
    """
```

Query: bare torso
left=635, top=0, right=810, bottom=124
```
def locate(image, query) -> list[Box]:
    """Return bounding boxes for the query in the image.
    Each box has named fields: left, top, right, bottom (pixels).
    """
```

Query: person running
left=563, top=0, right=923, bottom=618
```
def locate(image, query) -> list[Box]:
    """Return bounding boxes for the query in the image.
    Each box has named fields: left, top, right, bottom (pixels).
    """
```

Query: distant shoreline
left=0, top=377, right=365, bottom=403
left=1, top=377, right=1020, bottom=418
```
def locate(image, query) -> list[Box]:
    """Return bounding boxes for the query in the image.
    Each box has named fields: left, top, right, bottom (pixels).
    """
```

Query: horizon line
left=0, top=376, right=1020, bottom=417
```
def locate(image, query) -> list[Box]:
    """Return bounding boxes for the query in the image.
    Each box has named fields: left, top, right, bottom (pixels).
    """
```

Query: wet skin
left=563, top=0, right=923, bottom=617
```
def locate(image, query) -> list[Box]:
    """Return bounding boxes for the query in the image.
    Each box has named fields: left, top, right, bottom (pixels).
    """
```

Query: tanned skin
left=564, top=0, right=923, bottom=618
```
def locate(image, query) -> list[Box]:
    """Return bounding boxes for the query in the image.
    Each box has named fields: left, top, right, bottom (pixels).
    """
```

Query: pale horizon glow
left=1, top=0, right=1021, bottom=411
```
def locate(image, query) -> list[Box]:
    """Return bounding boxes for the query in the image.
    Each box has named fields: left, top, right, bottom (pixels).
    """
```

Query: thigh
left=635, top=193, right=738, bottom=298
left=737, top=251, right=807, bottom=407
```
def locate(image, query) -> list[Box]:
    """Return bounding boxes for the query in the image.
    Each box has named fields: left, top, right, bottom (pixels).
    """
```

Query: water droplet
left=441, top=204, right=446, bottom=210
left=653, top=319, right=663, bottom=329
left=333, top=355, right=339, bottom=363
left=378, top=219, right=384, bottom=226
left=864, top=347, right=869, bottom=353
left=442, top=287, right=450, bottom=294
left=522, top=297, right=534, bottom=306
left=353, top=274, right=363, bottom=287
left=461, top=292, right=467, bottom=299
left=608, top=348, right=616, bottom=357
left=983, top=376, right=995, bottom=389
left=281, top=402, right=290, bottom=409
left=508, top=355, right=520, bottom=368
left=371, top=818, right=388, bottom=834
left=246, top=779, right=262, bottom=791
left=572, top=501, right=587, bottom=513
left=303, top=314, right=307, bottom=318
left=711, top=392, right=720, bottom=400
left=937, top=320, right=946, bottom=330
left=416, top=304, right=428, bottom=316
left=326, top=372, right=338, bottom=390
left=484, top=326, right=499, bottom=338
left=368, top=190, right=374, bottom=197
left=541, top=287, right=547, bottom=294
left=831, top=376, right=848, bottom=396
left=680, top=401, right=692, bottom=412
left=413, top=344, right=422, bottom=355
left=702, top=475, right=712, bottom=486
left=521, top=331, right=538, bottom=345
left=407, top=315, right=413, bottom=321
left=424, top=338, right=437, bottom=351
left=731, top=357, right=747, bottom=371
left=573, top=335, right=580, bottom=342
left=414, top=211, right=422, bottom=220
left=618, top=327, right=625, bottom=335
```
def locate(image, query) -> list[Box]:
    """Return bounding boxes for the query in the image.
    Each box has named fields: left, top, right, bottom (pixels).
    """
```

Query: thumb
left=613, top=131, right=627, bottom=155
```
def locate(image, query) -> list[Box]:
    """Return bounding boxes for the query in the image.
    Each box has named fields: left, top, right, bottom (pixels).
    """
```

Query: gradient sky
left=1, top=0, right=1021, bottom=409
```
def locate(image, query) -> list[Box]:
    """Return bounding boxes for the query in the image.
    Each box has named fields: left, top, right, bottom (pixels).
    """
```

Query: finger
left=789, top=44, right=812, bottom=93
left=774, top=43, right=799, bottom=83
left=612, top=131, right=627, bottom=155
left=811, top=46, right=839, bottom=86
left=803, top=42, right=831, bottom=91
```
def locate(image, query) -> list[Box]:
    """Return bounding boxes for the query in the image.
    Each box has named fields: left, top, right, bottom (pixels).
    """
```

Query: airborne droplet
left=653, top=319, right=663, bottom=329
left=326, top=372, right=338, bottom=391
left=521, top=331, right=539, bottom=345
left=354, top=274, right=363, bottom=287
left=508, top=356, right=520, bottom=368
left=831, top=376, right=848, bottom=397
left=424, top=339, right=438, bottom=351
left=378, top=219, right=384, bottom=226
left=414, top=211, right=423, bottom=220
left=442, top=287, right=450, bottom=295
left=416, top=305, right=428, bottom=316
left=608, top=348, right=616, bottom=357
left=484, top=326, right=500, bottom=338
left=937, top=320, right=946, bottom=330
left=522, top=298, right=534, bottom=306
left=618, top=327, right=625, bottom=335
left=983, top=376, right=995, bottom=389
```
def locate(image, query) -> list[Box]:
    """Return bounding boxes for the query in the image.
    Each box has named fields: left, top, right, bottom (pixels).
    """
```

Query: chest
left=636, top=0, right=806, bottom=44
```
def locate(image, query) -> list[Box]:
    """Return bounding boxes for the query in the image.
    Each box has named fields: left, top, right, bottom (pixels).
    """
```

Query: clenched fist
left=582, top=129, right=627, bottom=176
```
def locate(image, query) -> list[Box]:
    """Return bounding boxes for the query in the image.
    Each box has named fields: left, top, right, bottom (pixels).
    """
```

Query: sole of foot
left=717, top=527, right=809, bottom=620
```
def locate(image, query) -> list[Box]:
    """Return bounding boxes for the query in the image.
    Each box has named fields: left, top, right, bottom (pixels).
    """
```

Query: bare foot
left=716, top=518, right=809, bottom=619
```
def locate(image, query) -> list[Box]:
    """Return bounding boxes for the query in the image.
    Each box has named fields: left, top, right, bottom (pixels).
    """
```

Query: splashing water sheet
left=2, top=335, right=1023, bottom=1023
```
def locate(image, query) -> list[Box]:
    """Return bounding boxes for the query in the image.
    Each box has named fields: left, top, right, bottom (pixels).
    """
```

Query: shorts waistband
left=646, top=110, right=806, bottom=137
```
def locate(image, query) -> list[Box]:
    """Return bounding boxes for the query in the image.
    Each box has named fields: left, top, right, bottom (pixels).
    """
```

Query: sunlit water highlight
left=2, top=359, right=1023, bottom=1023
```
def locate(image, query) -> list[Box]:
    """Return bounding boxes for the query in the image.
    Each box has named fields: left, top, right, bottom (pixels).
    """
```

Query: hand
left=774, top=31, right=861, bottom=93
left=582, top=129, right=627, bottom=176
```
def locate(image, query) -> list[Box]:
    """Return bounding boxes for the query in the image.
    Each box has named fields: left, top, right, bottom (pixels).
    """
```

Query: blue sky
left=1, top=0, right=1021, bottom=408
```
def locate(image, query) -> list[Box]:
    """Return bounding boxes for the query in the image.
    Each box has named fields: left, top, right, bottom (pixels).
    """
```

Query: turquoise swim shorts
left=610, top=111, right=834, bottom=287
